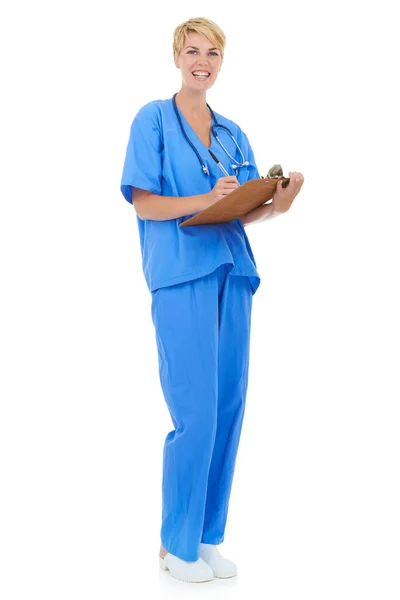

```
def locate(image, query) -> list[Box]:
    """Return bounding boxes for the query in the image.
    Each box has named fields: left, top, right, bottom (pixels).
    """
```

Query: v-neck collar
left=173, top=100, right=216, bottom=151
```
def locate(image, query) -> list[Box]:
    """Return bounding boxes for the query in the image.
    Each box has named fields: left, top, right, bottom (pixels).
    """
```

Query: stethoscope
left=172, top=92, right=249, bottom=177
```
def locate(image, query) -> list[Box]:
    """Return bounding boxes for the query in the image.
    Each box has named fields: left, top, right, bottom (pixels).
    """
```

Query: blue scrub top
left=120, top=97, right=261, bottom=295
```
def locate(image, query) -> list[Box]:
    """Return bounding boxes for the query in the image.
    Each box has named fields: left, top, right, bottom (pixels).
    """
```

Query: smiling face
left=174, top=31, right=223, bottom=92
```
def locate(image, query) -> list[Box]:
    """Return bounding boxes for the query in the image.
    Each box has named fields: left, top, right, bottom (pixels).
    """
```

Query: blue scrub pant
left=151, top=264, right=253, bottom=562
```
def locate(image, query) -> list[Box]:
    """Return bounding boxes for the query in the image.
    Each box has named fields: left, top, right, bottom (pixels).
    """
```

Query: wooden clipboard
left=179, top=176, right=290, bottom=227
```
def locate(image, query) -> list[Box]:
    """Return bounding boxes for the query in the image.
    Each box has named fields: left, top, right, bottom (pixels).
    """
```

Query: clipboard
left=179, top=176, right=290, bottom=227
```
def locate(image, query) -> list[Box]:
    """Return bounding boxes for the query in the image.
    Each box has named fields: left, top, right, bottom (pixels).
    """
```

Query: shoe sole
left=159, top=556, right=214, bottom=583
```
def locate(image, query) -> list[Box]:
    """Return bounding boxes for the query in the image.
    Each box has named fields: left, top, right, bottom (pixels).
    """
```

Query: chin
left=188, top=81, right=215, bottom=92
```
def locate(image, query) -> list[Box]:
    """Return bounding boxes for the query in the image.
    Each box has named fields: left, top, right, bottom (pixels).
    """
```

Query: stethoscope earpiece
left=232, top=161, right=249, bottom=170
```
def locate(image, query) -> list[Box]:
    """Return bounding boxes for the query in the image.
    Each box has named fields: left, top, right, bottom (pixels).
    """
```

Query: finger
left=291, top=172, right=304, bottom=182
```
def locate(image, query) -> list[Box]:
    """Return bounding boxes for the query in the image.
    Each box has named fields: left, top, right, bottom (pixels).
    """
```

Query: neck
left=175, top=87, right=208, bottom=117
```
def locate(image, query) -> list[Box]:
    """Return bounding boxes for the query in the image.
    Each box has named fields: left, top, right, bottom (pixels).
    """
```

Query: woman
left=120, top=17, right=304, bottom=583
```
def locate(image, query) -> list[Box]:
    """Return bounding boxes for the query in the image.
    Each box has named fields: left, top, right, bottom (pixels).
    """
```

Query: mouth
left=192, top=71, right=210, bottom=80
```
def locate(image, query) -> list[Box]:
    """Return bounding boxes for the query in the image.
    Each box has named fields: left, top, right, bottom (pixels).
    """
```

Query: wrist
left=270, top=197, right=289, bottom=216
left=201, top=192, right=211, bottom=210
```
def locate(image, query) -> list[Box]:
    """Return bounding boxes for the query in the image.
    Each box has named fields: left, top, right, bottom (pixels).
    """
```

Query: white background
left=1, top=0, right=399, bottom=598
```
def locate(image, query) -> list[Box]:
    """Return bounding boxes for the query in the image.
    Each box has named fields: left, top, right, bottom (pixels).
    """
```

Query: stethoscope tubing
left=172, top=92, right=249, bottom=176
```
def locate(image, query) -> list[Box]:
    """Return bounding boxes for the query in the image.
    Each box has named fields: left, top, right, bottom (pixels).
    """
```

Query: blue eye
left=187, top=50, right=219, bottom=56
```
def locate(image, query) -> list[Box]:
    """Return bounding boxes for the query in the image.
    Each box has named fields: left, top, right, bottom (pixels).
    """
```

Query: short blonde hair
left=173, top=17, right=226, bottom=60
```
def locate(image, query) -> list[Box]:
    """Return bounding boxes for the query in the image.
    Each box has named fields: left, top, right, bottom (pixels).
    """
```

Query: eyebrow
left=185, top=45, right=219, bottom=51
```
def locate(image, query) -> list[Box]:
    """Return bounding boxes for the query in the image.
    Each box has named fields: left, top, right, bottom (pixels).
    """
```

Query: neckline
left=173, top=97, right=216, bottom=151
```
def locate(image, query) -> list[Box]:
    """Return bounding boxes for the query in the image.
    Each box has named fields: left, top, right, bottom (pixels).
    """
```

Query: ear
left=173, top=52, right=179, bottom=69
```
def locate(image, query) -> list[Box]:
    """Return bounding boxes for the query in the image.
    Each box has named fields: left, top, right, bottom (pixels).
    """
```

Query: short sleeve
left=120, top=103, right=163, bottom=203
left=242, top=131, right=260, bottom=180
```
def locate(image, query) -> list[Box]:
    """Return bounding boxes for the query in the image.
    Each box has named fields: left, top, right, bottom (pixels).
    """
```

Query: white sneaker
left=199, top=543, right=238, bottom=578
left=159, top=552, right=214, bottom=583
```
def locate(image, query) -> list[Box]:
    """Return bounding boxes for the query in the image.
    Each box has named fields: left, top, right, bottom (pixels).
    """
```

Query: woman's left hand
left=272, top=171, right=304, bottom=214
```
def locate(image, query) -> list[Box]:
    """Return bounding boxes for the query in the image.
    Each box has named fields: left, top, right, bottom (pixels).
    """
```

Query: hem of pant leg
left=200, top=534, right=224, bottom=545
left=161, top=538, right=199, bottom=562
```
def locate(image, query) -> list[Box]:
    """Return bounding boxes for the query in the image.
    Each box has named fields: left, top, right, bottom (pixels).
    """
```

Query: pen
left=208, top=149, right=229, bottom=176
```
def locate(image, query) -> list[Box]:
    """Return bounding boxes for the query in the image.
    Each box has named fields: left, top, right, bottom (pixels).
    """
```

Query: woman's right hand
left=204, top=176, right=240, bottom=208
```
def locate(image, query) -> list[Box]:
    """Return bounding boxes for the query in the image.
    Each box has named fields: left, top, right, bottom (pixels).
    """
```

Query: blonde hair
left=173, top=17, right=226, bottom=60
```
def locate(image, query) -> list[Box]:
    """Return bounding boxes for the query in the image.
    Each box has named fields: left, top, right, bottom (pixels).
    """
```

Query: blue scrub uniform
left=120, top=97, right=261, bottom=561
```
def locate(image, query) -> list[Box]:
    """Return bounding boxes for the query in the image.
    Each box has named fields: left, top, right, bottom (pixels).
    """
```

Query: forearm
left=135, top=192, right=209, bottom=221
left=239, top=201, right=280, bottom=227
